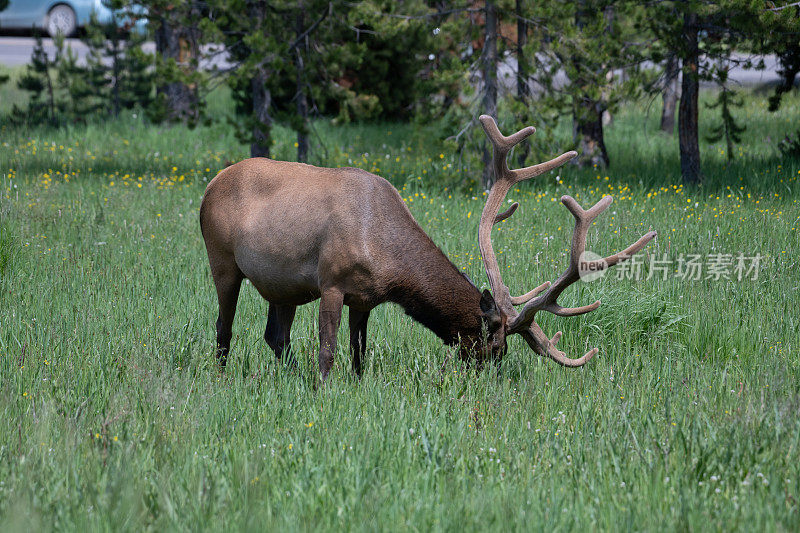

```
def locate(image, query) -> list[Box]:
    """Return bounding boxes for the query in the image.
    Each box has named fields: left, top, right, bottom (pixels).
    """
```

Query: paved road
left=0, top=37, right=42, bottom=66
left=498, top=54, right=782, bottom=89
left=0, top=37, right=227, bottom=68
left=0, top=36, right=783, bottom=87
left=0, top=36, right=152, bottom=66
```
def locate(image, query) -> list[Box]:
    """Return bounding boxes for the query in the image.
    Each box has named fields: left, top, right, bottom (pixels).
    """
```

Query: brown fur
left=200, top=158, right=506, bottom=381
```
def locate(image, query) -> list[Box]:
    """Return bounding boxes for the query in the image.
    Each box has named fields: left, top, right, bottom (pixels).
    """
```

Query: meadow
left=1, top=80, right=799, bottom=530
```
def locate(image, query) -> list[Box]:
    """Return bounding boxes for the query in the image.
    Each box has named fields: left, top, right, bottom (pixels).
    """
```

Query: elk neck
left=386, top=235, right=484, bottom=346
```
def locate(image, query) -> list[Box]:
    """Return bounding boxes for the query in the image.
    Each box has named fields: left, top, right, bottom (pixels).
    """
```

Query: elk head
left=462, top=287, right=508, bottom=364
left=476, top=115, right=657, bottom=367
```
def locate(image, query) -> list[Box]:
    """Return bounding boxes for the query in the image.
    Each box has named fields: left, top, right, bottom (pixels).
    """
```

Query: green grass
left=1, top=88, right=799, bottom=531
left=0, top=66, right=27, bottom=116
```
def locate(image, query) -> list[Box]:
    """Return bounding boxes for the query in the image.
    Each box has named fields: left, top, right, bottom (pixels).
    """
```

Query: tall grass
left=0, top=87, right=798, bottom=530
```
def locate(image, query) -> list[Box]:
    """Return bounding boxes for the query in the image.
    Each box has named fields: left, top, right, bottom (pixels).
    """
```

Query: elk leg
left=264, top=303, right=298, bottom=368
left=318, top=288, right=344, bottom=382
left=212, top=269, right=243, bottom=369
left=348, top=308, right=370, bottom=378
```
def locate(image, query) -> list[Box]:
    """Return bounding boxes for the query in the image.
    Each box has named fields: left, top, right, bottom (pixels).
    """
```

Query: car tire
left=46, top=4, right=77, bottom=37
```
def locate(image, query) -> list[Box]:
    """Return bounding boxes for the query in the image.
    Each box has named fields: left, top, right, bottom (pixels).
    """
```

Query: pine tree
left=532, top=0, right=649, bottom=168
left=415, top=1, right=510, bottom=187
left=769, top=42, right=800, bottom=112
left=206, top=0, right=345, bottom=161
left=757, top=4, right=800, bottom=112
left=660, top=54, right=680, bottom=134
left=706, top=90, right=745, bottom=161
left=11, top=3, right=154, bottom=127
left=206, top=0, right=285, bottom=158
left=758, top=4, right=800, bottom=156
left=58, top=4, right=154, bottom=121
left=14, top=32, right=62, bottom=126
left=647, top=0, right=786, bottom=183
left=140, top=0, right=205, bottom=124
left=58, top=34, right=104, bottom=120
left=89, top=5, right=154, bottom=115
left=328, top=0, right=433, bottom=122
left=420, top=1, right=648, bottom=185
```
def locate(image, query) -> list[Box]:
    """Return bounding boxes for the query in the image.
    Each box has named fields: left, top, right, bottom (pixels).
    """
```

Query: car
left=0, top=1, right=144, bottom=37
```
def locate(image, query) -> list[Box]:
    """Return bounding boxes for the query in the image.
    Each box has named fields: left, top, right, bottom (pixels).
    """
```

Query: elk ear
left=479, top=289, right=498, bottom=315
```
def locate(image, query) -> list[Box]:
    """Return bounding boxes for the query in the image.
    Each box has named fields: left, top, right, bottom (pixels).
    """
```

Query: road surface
left=0, top=37, right=226, bottom=68
left=0, top=36, right=783, bottom=87
left=0, top=36, right=146, bottom=66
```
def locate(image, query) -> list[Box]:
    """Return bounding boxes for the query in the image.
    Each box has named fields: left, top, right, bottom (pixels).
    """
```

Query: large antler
left=477, top=115, right=657, bottom=367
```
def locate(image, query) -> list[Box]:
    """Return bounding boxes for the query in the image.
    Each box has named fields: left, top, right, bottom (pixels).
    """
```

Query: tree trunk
left=295, top=2, right=309, bottom=163
left=250, top=69, right=272, bottom=158
left=571, top=0, right=609, bottom=168
left=678, top=11, right=701, bottom=184
left=246, top=1, right=271, bottom=158
left=660, top=54, right=679, bottom=133
left=515, top=0, right=529, bottom=167
left=600, top=5, right=614, bottom=129
left=154, top=9, right=199, bottom=123
left=481, top=0, right=498, bottom=189
left=574, top=100, right=609, bottom=167
left=44, top=46, right=56, bottom=126
left=111, top=37, right=120, bottom=116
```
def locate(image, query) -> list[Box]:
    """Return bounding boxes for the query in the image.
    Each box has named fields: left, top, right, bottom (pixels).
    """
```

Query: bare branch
left=289, top=2, right=332, bottom=51
left=766, top=1, right=800, bottom=11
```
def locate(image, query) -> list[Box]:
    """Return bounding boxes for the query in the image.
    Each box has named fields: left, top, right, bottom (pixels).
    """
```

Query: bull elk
left=200, top=115, right=656, bottom=382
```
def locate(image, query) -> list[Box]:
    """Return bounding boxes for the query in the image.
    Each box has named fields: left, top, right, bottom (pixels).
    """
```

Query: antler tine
left=512, top=151, right=579, bottom=182
left=521, top=324, right=599, bottom=367
left=602, top=232, right=658, bottom=268
left=508, top=195, right=657, bottom=334
left=478, top=115, right=577, bottom=316
left=479, top=115, right=578, bottom=185
left=509, top=281, right=551, bottom=305
left=494, top=202, right=518, bottom=224
left=479, top=115, right=536, bottom=180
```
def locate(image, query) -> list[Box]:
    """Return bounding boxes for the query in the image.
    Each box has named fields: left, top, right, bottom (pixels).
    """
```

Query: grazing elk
left=200, top=115, right=656, bottom=382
